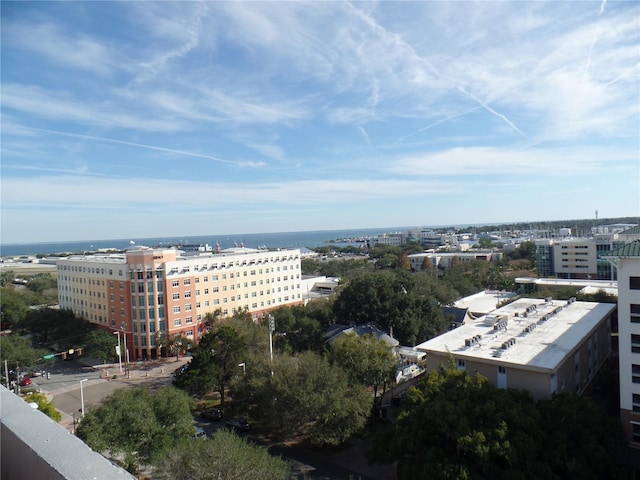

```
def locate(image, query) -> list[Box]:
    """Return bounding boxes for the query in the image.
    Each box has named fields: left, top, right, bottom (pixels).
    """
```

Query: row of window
left=167, top=258, right=299, bottom=274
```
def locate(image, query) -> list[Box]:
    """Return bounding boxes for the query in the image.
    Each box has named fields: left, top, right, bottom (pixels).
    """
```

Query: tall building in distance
left=535, top=230, right=631, bottom=281
left=604, top=241, right=640, bottom=445
left=57, top=246, right=303, bottom=360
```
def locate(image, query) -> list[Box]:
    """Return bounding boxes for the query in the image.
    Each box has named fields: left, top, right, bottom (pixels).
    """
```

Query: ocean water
left=0, top=227, right=410, bottom=257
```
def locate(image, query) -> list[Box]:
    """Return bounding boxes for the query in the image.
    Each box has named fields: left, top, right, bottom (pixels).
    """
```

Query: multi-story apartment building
left=58, top=246, right=303, bottom=360
left=604, top=241, right=640, bottom=445
left=416, top=297, right=615, bottom=400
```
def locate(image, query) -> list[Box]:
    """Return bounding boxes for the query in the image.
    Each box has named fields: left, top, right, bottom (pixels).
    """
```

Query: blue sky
left=1, top=1, right=638, bottom=244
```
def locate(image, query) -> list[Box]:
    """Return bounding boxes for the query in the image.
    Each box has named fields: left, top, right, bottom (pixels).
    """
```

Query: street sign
left=68, top=349, right=74, bottom=354
left=43, top=354, right=55, bottom=360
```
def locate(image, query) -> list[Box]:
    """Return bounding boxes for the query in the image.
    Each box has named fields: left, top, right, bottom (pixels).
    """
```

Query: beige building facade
left=416, top=297, right=615, bottom=400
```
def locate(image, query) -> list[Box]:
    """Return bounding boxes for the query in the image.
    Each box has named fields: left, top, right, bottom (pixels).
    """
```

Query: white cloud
left=3, top=21, right=116, bottom=76
left=389, top=145, right=636, bottom=176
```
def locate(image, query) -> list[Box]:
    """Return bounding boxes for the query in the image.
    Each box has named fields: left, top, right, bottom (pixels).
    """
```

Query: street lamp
left=268, top=314, right=275, bottom=376
left=80, top=378, right=88, bottom=418
left=114, top=331, right=122, bottom=373
left=121, top=323, right=130, bottom=378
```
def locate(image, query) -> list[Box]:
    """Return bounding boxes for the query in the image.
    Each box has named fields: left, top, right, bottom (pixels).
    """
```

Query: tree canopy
left=328, top=332, right=396, bottom=403
left=76, top=386, right=195, bottom=471
left=332, top=270, right=449, bottom=345
left=154, top=430, right=290, bottom=480
left=369, top=367, right=632, bottom=480
left=232, top=351, right=372, bottom=446
left=174, top=325, right=246, bottom=403
left=0, top=334, right=50, bottom=372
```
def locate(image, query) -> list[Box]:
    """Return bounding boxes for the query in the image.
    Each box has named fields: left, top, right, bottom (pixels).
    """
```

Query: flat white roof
left=454, top=290, right=518, bottom=315
left=417, top=298, right=615, bottom=372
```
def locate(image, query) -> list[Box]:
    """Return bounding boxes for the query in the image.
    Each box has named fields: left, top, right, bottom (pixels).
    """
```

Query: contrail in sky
left=395, top=107, right=481, bottom=145
left=15, top=125, right=246, bottom=166
left=349, top=3, right=527, bottom=139
left=456, top=86, right=528, bottom=138
left=12, top=125, right=321, bottom=180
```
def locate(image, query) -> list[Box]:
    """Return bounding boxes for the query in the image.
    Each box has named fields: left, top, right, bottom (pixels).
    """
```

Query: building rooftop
left=1, top=386, right=134, bottom=479
left=603, top=240, right=640, bottom=258
left=417, top=298, right=616, bottom=373
left=453, top=290, right=518, bottom=316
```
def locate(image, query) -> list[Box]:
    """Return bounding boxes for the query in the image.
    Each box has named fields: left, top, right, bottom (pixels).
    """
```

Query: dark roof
left=603, top=240, right=640, bottom=258
left=324, top=324, right=350, bottom=339
left=442, top=306, right=469, bottom=326
left=621, top=225, right=640, bottom=235
left=324, top=323, right=399, bottom=348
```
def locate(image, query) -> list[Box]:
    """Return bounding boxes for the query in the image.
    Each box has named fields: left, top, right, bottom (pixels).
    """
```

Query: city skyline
left=1, top=1, right=638, bottom=244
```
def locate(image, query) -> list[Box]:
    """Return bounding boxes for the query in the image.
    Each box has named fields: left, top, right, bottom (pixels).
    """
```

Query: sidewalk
left=82, top=356, right=191, bottom=382
left=53, top=356, right=191, bottom=434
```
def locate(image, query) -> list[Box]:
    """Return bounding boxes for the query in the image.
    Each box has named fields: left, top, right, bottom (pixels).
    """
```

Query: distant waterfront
left=0, top=227, right=411, bottom=257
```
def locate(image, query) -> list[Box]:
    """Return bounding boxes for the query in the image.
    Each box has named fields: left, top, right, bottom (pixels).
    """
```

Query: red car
left=19, top=377, right=32, bottom=387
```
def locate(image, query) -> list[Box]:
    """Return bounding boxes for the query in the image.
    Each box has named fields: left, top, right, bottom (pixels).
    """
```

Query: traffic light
left=61, top=352, right=67, bottom=360
left=76, top=348, right=83, bottom=356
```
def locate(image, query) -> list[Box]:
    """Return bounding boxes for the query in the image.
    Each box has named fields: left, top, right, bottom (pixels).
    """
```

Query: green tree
left=536, top=393, right=632, bottom=479
left=233, top=351, right=372, bottom=446
left=371, top=367, right=541, bottom=479
left=370, top=367, right=632, bottom=480
left=18, top=307, right=92, bottom=346
left=154, top=429, right=290, bottom=480
left=174, top=325, right=246, bottom=403
left=329, top=333, right=396, bottom=404
left=332, top=270, right=448, bottom=345
left=159, top=332, right=194, bottom=360
left=0, top=287, right=29, bottom=326
left=23, top=391, right=62, bottom=422
left=81, top=330, right=118, bottom=362
left=272, top=305, right=324, bottom=353
left=0, top=334, right=49, bottom=371
left=477, top=237, right=494, bottom=248
left=332, top=270, right=411, bottom=334
left=24, top=273, right=57, bottom=298
left=0, top=270, right=16, bottom=287
left=76, top=387, right=195, bottom=471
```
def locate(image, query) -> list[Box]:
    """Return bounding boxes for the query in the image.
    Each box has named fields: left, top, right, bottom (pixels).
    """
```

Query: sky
left=1, top=1, right=639, bottom=244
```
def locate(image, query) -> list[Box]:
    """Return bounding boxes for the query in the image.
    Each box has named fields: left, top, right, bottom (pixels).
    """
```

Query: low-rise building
left=416, top=297, right=615, bottom=400
left=408, top=251, right=500, bottom=273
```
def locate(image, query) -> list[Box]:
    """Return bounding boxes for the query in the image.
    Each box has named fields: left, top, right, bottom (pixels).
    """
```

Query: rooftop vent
left=493, top=320, right=508, bottom=331
left=465, top=335, right=482, bottom=347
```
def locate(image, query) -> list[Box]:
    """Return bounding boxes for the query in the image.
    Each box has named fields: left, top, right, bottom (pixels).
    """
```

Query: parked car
left=200, top=408, right=223, bottom=421
left=174, top=364, right=190, bottom=376
left=225, top=418, right=250, bottom=432
left=193, top=426, right=207, bottom=440
left=19, top=377, right=32, bottom=387
left=30, top=368, right=44, bottom=377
